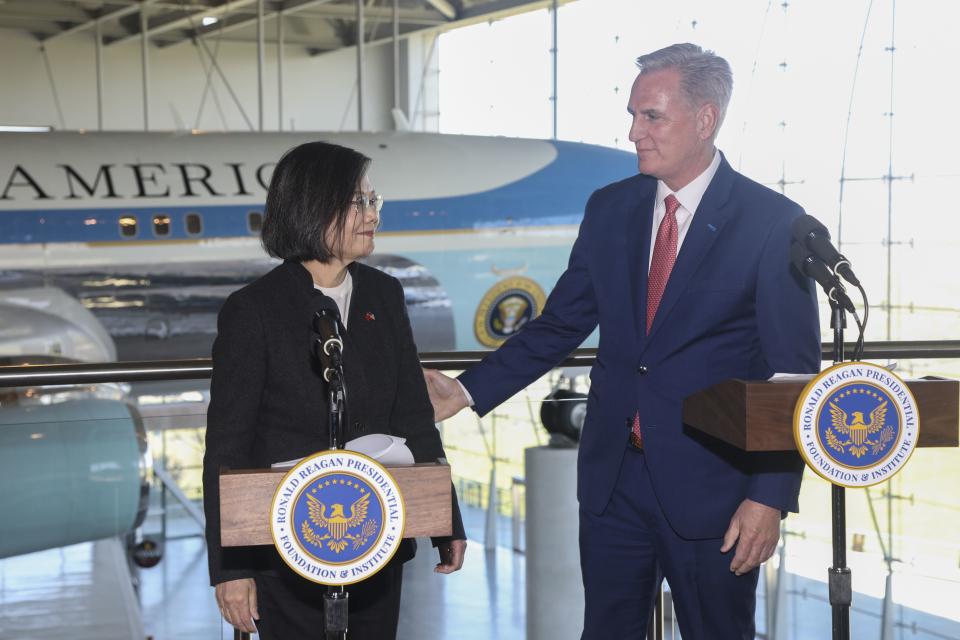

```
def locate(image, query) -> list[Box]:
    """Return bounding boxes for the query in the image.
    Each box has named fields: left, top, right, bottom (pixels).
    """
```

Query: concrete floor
left=2, top=505, right=960, bottom=640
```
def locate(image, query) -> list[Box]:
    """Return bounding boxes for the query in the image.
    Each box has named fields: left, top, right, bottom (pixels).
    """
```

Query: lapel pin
left=364, top=311, right=376, bottom=321
left=707, top=223, right=717, bottom=232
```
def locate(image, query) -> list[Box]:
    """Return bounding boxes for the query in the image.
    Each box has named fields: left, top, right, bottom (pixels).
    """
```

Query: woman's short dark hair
left=261, top=141, right=371, bottom=262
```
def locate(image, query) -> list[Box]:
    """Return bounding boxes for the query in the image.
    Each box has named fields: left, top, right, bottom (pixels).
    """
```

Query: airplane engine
left=539, top=388, right=587, bottom=445
left=0, top=398, right=150, bottom=559
left=0, top=286, right=116, bottom=362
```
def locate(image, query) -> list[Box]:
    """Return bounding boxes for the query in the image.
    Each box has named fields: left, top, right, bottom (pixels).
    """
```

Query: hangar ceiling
left=0, top=0, right=547, bottom=53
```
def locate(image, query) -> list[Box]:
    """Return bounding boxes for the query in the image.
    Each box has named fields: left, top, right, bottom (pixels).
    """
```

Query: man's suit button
left=637, top=365, right=648, bottom=375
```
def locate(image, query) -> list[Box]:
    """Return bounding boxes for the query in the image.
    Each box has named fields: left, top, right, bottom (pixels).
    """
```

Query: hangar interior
left=1, top=2, right=960, bottom=640
left=0, top=0, right=556, bottom=132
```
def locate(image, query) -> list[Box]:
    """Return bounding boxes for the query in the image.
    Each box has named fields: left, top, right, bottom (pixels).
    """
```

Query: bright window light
left=201, top=16, right=219, bottom=27
left=0, top=125, right=52, bottom=132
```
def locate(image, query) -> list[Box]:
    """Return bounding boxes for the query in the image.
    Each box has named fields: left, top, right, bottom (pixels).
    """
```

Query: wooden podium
left=218, top=461, right=454, bottom=640
left=683, top=377, right=959, bottom=452
left=219, top=461, right=454, bottom=547
left=683, top=376, right=959, bottom=640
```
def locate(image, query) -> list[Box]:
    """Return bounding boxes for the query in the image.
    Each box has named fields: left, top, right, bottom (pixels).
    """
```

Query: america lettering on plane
left=0, top=131, right=635, bottom=359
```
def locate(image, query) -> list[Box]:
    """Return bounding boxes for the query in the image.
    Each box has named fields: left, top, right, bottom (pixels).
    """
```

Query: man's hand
left=215, top=577, right=259, bottom=634
left=422, top=368, right=469, bottom=421
left=434, top=538, right=467, bottom=574
left=720, top=498, right=781, bottom=576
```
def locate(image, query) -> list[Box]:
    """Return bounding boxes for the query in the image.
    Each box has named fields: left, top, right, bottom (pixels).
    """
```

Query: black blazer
left=203, top=259, right=465, bottom=585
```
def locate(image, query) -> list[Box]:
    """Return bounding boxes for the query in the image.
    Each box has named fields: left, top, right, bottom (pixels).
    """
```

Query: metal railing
left=2, top=340, right=959, bottom=387
left=2, top=340, right=957, bottom=640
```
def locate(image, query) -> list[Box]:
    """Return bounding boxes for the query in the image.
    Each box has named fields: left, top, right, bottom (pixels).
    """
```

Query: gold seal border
left=270, top=449, right=406, bottom=586
left=793, top=361, right=920, bottom=489
left=473, top=276, right=547, bottom=349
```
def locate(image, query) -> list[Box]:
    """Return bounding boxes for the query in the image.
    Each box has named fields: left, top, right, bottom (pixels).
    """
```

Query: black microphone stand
left=315, top=329, right=349, bottom=640
left=828, top=299, right=852, bottom=640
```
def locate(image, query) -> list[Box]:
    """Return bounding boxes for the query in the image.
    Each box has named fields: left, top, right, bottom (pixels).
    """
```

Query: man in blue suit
left=425, top=43, right=821, bottom=639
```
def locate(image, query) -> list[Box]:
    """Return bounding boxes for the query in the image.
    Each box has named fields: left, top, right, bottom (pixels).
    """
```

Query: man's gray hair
left=636, top=43, right=733, bottom=128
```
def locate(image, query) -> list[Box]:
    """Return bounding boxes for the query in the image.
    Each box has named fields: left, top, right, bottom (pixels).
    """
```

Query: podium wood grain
left=683, top=378, right=959, bottom=452
left=220, top=462, right=452, bottom=547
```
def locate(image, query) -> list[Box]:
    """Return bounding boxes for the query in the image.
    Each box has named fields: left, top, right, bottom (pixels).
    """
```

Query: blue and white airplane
left=0, top=131, right=635, bottom=361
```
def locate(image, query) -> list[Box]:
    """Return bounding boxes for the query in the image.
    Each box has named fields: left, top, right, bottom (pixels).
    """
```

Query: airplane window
left=248, top=211, right=263, bottom=234
left=185, top=212, right=202, bottom=235
left=119, top=215, right=138, bottom=238
left=153, top=214, right=171, bottom=236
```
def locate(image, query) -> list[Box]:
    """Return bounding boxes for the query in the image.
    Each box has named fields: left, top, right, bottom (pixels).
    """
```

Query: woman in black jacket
left=203, top=141, right=466, bottom=639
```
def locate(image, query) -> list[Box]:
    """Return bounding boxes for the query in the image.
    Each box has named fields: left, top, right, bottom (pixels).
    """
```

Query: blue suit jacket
left=460, top=154, right=821, bottom=539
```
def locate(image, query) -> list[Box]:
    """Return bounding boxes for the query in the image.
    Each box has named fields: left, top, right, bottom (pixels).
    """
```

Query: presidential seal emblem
left=270, top=450, right=405, bottom=585
left=793, top=362, right=919, bottom=488
left=474, top=276, right=547, bottom=348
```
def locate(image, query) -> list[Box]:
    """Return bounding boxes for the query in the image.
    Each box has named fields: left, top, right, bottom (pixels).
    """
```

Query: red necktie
left=646, top=193, right=681, bottom=334
left=631, top=194, right=681, bottom=448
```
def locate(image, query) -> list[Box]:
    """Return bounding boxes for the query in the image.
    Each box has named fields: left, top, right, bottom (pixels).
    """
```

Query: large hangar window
left=119, top=215, right=137, bottom=238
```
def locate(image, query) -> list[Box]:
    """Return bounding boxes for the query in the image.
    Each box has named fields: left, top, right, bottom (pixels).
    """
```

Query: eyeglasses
left=351, top=192, right=384, bottom=214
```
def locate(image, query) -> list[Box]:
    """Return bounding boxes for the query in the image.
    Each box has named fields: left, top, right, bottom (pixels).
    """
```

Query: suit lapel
left=644, top=155, right=738, bottom=344
left=626, top=181, right=657, bottom=347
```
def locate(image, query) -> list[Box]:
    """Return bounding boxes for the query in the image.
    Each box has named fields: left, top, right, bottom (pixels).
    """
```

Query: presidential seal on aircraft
left=793, top=362, right=919, bottom=488
left=473, top=276, right=547, bottom=348
left=270, top=451, right=405, bottom=586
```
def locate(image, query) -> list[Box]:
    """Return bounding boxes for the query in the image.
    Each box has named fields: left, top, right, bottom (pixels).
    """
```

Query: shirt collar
left=655, top=149, right=721, bottom=216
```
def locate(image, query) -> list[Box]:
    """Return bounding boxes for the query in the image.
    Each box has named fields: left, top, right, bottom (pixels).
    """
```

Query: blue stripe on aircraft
left=0, top=141, right=635, bottom=243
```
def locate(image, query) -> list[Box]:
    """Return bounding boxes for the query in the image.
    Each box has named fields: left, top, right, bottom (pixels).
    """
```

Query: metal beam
left=128, top=0, right=447, bottom=48
left=301, top=5, right=446, bottom=24
left=550, top=0, right=557, bottom=140
left=423, top=0, right=456, bottom=20
left=457, top=0, right=572, bottom=23
left=43, top=0, right=164, bottom=44
left=0, top=11, right=92, bottom=24
left=192, top=32, right=257, bottom=130
left=277, top=9, right=284, bottom=131
left=392, top=0, right=399, bottom=111
left=95, top=19, right=104, bottom=130
left=141, top=4, right=150, bottom=131
left=257, top=0, right=264, bottom=131
left=192, top=0, right=343, bottom=39
left=356, top=0, right=364, bottom=131
left=110, top=0, right=260, bottom=47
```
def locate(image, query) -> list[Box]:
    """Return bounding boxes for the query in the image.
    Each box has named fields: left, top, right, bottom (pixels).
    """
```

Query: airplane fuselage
left=0, top=131, right=636, bottom=359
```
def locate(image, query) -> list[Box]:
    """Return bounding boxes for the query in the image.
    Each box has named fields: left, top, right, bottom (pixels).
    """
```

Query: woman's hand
left=215, top=578, right=259, bottom=634
left=434, top=538, right=467, bottom=574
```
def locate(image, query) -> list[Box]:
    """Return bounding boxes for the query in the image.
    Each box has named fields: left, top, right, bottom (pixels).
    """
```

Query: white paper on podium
left=767, top=361, right=898, bottom=383
left=271, top=433, right=415, bottom=470
left=767, top=372, right=816, bottom=383
left=343, top=433, right=415, bottom=465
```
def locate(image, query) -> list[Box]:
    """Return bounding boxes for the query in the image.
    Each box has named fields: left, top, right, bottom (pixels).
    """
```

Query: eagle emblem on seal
left=300, top=491, right=378, bottom=554
left=826, top=398, right=894, bottom=459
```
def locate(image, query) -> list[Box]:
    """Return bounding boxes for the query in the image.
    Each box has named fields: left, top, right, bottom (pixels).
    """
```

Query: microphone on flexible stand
left=790, top=242, right=857, bottom=314
left=791, top=214, right=861, bottom=287
left=308, top=292, right=352, bottom=638
left=312, top=295, right=344, bottom=383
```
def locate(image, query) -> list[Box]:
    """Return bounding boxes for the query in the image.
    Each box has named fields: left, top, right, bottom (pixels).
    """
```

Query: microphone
left=790, top=242, right=857, bottom=314
left=791, top=214, right=861, bottom=287
left=312, top=295, right=344, bottom=383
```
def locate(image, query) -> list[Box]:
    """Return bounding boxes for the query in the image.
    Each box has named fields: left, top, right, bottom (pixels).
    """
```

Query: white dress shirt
left=648, top=150, right=721, bottom=271
left=315, top=271, right=353, bottom=329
